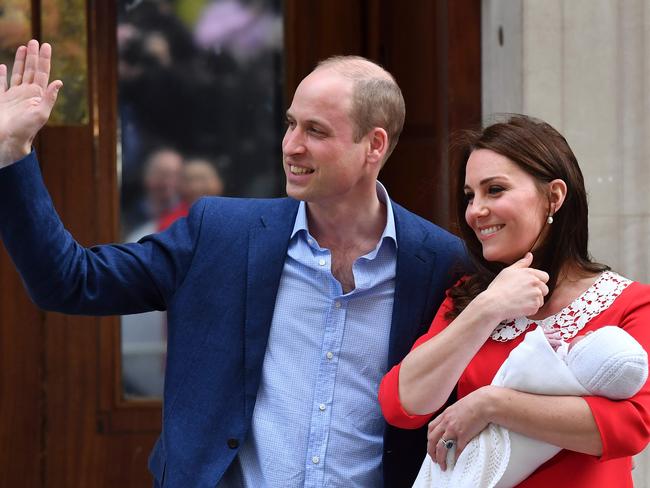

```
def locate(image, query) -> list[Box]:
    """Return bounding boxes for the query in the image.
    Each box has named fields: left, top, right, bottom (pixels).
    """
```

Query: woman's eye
left=488, top=185, right=505, bottom=195
left=464, top=192, right=474, bottom=203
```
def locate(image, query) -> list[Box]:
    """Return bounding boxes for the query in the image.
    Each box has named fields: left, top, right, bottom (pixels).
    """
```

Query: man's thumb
left=46, top=80, right=63, bottom=105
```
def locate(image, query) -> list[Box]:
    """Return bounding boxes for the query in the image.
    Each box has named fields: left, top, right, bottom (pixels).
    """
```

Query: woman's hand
left=427, top=386, right=495, bottom=471
left=479, top=252, right=550, bottom=322
left=394, top=254, right=548, bottom=417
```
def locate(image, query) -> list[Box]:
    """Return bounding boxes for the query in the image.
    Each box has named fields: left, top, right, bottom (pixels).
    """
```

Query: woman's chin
left=482, top=249, right=521, bottom=266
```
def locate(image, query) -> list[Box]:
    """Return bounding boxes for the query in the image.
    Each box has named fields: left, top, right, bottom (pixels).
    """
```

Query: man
left=0, top=41, right=466, bottom=487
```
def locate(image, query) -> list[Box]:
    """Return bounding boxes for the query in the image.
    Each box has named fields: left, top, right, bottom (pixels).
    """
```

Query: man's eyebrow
left=285, top=113, right=330, bottom=128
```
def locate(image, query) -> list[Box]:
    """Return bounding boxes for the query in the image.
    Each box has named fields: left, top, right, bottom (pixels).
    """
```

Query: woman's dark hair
left=447, top=114, right=608, bottom=319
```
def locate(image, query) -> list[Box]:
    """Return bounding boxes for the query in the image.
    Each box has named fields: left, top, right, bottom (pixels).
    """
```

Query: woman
left=378, top=115, right=650, bottom=487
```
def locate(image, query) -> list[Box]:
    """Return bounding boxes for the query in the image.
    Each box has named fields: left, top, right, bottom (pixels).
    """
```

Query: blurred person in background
left=126, top=147, right=183, bottom=240
left=158, top=156, right=225, bottom=231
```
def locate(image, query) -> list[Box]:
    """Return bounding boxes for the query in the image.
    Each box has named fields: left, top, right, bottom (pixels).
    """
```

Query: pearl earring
left=547, top=215, right=554, bottom=224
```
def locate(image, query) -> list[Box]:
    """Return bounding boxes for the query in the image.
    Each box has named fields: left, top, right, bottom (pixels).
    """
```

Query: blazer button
left=227, top=438, right=239, bottom=449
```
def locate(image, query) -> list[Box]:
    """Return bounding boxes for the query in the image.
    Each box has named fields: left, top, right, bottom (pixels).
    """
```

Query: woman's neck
left=528, top=265, right=602, bottom=320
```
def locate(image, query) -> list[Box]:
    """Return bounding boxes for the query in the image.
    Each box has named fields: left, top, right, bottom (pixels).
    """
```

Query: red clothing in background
left=157, top=201, right=189, bottom=231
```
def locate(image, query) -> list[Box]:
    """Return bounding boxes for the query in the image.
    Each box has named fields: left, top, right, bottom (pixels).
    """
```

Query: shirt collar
left=290, top=181, right=397, bottom=248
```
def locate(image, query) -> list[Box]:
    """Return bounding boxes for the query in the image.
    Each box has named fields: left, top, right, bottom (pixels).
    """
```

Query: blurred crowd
left=125, top=148, right=225, bottom=242
left=118, top=0, right=284, bottom=398
left=118, top=0, right=284, bottom=237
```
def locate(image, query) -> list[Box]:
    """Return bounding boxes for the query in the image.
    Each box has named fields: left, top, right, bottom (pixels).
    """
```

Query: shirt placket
left=304, top=250, right=348, bottom=487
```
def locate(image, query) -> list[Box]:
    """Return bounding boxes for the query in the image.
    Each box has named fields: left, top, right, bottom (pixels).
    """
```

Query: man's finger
left=0, top=64, right=7, bottom=93
left=44, top=80, right=63, bottom=109
left=22, top=39, right=40, bottom=84
left=34, top=43, right=52, bottom=90
left=10, top=45, right=27, bottom=87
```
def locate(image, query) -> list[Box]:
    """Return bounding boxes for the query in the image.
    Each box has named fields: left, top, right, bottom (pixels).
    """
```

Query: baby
left=412, top=325, right=649, bottom=488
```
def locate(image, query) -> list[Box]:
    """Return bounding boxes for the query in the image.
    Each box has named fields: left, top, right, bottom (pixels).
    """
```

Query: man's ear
left=549, top=179, right=568, bottom=213
left=366, top=127, right=388, bottom=167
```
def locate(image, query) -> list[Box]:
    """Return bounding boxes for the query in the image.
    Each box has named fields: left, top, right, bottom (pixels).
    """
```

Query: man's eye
left=285, top=118, right=296, bottom=129
left=309, top=127, right=325, bottom=136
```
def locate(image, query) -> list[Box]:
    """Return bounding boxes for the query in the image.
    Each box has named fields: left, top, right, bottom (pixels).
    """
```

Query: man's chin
left=285, top=184, right=308, bottom=201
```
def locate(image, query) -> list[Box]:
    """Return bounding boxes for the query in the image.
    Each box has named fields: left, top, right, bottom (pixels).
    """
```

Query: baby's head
left=566, top=326, right=648, bottom=399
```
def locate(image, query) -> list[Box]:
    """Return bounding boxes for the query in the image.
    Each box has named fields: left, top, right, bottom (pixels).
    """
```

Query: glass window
left=0, top=1, right=31, bottom=67
left=118, top=0, right=284, bottom=399
left=42, top=0, right=89, bottom=125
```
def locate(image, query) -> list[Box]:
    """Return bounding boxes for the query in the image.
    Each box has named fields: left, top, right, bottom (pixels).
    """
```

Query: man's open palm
left=0, top=39, right=62, bottom=166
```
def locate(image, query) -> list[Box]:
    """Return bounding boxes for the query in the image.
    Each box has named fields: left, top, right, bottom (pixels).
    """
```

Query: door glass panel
left=0, top=1, right=31, bottom=67
left=117, top=0, right=284, bottom=399
left=41, top=0, right=89, bottom=125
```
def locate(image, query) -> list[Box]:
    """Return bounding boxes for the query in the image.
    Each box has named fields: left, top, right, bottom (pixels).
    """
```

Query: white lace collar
left=490, top=271, right=632, bottom=342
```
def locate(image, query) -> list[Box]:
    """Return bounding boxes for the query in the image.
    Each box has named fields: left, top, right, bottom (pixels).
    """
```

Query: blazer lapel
left=243, top=199, right=299, bottom=416
left=388, top=204, right=437, bottom=367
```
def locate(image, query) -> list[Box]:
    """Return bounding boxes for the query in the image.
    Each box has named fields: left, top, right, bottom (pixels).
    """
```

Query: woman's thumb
left=513, top=252, right=533, bottom=268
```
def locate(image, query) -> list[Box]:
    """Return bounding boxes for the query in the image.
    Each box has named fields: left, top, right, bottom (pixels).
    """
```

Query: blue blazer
left=0, top=152, right=467, bottom=487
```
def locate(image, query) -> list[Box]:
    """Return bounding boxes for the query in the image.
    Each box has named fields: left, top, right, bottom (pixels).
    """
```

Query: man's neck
left=306, top=193, right=387, bottom=253
left=306, top=192, right=388, bottom=294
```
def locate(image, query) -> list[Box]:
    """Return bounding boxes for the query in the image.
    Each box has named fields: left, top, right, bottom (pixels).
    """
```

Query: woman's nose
left=466, top=199, right=489, bottom=220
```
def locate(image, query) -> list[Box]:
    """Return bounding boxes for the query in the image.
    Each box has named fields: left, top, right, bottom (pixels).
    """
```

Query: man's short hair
left=316, top=56, right=405, bottom=164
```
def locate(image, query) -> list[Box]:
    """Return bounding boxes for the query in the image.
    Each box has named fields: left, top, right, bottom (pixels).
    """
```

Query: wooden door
left=286, top=0, right=481, bottom=228
left=0, top=1, right=480, bottom=486
left=1, top=2, right=157, bottom=486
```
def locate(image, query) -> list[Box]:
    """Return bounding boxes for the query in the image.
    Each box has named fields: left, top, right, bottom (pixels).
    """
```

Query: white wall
left=483, top=1, right=650, bottom=485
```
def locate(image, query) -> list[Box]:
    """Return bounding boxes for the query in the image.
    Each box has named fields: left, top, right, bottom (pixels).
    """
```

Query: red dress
left=379, top=272, right=650, bottom=487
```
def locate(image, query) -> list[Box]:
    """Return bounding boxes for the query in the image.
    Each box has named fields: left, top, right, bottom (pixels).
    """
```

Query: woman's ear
left=548, top=179, right=568, bottom=214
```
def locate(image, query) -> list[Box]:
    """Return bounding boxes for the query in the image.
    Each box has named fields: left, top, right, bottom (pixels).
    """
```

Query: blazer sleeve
left=0, top=151, right=201, bottom=315
left=379, top=291, right=456, bottom=429
left=583, top=282, right=650, bottom=461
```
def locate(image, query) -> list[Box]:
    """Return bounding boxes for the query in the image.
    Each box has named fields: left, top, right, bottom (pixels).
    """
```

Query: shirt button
left=326, top=352, right=334, bottom=360
left=227, top=438, right=239, bottom=449
left=312, top=456, right=320, bottom=464
left=319, top=403, right=326, bottom=411
left=318, top=258, right=326, bottom=266
left=334, top=301, right=341, bottom=308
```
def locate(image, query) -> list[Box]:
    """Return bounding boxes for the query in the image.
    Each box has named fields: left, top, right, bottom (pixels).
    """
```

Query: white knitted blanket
left=411, top=326, right=589, bottom=488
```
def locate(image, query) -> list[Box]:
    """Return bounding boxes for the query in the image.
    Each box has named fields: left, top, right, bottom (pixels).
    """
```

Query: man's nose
left=282, top=127, right=306, bottom=155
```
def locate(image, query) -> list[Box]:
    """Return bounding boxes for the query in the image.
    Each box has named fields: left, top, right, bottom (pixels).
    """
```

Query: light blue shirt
left=223, top=183, right=397, bottom=487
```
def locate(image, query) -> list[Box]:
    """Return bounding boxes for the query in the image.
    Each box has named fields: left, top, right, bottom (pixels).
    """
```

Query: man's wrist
left=0, top=141, right=31, bottom=168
